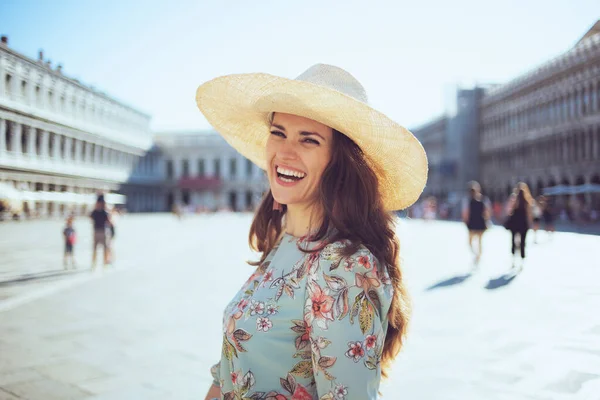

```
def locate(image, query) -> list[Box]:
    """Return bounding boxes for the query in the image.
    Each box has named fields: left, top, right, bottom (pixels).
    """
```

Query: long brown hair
left=511, top=182, right=534, bottom=214
left=248, top=129, right=411, bottom=379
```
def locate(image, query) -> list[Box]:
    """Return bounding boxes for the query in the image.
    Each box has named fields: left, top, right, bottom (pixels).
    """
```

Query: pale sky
left=0, top=0, right=598, bottom=132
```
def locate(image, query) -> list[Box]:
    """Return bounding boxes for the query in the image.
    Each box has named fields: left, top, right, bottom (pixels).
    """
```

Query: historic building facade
left=122, top=131, right=268, bottom=212
left=412, top=87, right=484, bottom=205
left=411, top=115, right=448, bottom=200
left=0, top=36, right=152, bottom=217
left=479, top=22, right=600, bottom=211
left=412, top=21, right=600, bottom=217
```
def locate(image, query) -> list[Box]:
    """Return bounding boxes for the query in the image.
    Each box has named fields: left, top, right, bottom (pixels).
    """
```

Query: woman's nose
left=277, top=141, right=298, bottom=160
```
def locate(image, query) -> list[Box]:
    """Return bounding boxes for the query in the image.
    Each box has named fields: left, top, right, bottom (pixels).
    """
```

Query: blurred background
left=0, top=1, right=599, bottom=399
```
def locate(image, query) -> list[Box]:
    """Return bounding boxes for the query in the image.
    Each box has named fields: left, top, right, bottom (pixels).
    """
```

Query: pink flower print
left=304, top=282, right=335, bottom=329
left=343, top=259, right=352, bottom=272
left=266, top=304, right=278, bottom=315
left=291, top=384, right=313, bottom=400
left=345, top=341, right=365, bottom=362
left=364, top=334, right=377, bottom=350
left=334, top=384, right=348, bottom=399
left=256, top=317, right=272, bottom=332
left=230, top=372, right=238, bottom=385
left=358, top=255, right=372, bottom=269
left=355, top=270, right=381, bottom=291
left=262, top=269, right=274, bottom=286
left=249, top=300, right=265, bottom=316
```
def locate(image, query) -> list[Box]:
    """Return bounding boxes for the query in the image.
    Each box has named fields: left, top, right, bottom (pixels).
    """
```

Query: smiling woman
left=266, top=113, right=332, bottom=220
left=196, top=64, right=427, bottom=399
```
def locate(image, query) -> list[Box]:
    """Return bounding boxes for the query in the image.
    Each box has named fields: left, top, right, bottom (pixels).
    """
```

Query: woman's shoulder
left=317, top=239, right=389, bottom=279
left=313, top=239, right=394, bottom=313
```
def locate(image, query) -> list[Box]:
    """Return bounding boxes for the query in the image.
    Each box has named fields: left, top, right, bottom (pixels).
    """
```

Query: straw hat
left=195, top=64, right=428, bottom=210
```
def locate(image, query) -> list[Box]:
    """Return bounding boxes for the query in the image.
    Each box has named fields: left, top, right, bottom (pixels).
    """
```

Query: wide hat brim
left=196, top=72, right=428, bottom=210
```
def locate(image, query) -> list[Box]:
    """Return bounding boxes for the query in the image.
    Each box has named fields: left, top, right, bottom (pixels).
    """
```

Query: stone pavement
left=0, top=214, right=599, bottom=399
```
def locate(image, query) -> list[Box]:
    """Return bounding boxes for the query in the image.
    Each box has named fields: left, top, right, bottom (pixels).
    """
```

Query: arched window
left=48, top=90, right=54, bottom=109
left=4, top=73, right=12, bottom=97
left=35, top=85, right=41, bottom=106
left=20, top=80, right=27, bottom=100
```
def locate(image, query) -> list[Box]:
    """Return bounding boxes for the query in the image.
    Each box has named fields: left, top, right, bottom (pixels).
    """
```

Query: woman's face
left=266, top=113, right=333, bottom=208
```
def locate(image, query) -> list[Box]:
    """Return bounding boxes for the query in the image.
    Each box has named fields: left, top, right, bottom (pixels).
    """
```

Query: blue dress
left=209, top=233, right=394, bottom=399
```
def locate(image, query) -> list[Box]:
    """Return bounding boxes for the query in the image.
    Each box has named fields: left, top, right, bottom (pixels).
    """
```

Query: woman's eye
left=303, top=138, right=320, bottom=145
left=270, top=130, right=285, bottom=138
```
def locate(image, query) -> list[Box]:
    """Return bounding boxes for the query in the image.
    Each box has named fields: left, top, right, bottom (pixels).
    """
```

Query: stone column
left=237, top=190, right=245, bottom=212
left=75, top=138, right=83, bottom=163
left=50, top=134, right=58, bottom=159
left=206, top=156, right=214, bottom=177
left=64, top=136, right=72, bottom=161
left=27, top=127, right=35, bottom=156
left=93, top=144, right=100, bottom=164
left=80, top=141, right=87, bottom=163
left=13, top=122, right=22, bottom=155
left=0, top=119, right=5, bottom=153
left=40, top=130, right=49, bottom=158
left=222, top=155, right=230, bottom=180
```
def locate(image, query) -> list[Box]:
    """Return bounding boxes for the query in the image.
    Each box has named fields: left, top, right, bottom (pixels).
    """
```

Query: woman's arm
left=204, top=361, right=221, bottom=399
left=303, top=246, right=392, bottom=399
left=204, top=384, right=220, bottom=400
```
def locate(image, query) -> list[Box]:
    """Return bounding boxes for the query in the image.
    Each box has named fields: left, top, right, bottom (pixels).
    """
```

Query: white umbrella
left=105, top=193, right=127, bottom=205
left=543, top=185, right=573, bottom=195
left=572, top=183, right=600, bottom=194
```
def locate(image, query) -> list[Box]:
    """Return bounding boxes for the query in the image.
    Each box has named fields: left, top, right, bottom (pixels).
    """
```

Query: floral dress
left=209, top=233, right=394, bottom=400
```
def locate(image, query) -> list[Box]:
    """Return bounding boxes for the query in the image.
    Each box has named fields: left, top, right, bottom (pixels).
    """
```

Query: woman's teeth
left=276, top=166, right=306, bottom=182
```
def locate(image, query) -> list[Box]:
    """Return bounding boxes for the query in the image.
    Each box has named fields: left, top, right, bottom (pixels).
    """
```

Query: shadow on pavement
left=485, top=271, right=519, bottom=290
left=426, top=273, right=472, bottom=291
left=0, top=269, right=88, bottom=286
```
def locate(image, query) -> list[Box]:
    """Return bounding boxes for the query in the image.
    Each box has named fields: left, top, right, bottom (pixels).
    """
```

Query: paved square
left=0, top=214, right=598, bottom=399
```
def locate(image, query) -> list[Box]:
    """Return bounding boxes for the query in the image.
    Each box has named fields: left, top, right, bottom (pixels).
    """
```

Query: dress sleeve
left=303, top=244, right=392, bottom=400
left=210, top=361, right=221, bottom=387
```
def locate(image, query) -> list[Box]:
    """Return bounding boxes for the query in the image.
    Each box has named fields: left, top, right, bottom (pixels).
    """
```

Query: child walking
left=63, top=215, right=77, bottom=269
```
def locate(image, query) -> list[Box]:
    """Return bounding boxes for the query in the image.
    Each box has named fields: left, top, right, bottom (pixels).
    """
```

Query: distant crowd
left=408, top=191, right=599, bottom=226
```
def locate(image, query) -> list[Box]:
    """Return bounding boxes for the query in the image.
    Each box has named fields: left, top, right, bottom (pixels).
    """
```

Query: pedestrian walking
left=461, top=181, right=491, bottom=266
left=90, top=195, right=112, bottom=269
left=62, top=215, right=77, bottom=269
left=197, top=64, right=427, bottom=400
left=504, top=182, right=534, bottom=271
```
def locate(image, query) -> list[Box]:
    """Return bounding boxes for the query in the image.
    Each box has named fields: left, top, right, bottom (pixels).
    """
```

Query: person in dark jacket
left=505, top=182, right=534, bottom=270
left=90, top=195, right=112, bottom=269
left=462, top=181, right=491, bottom=266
